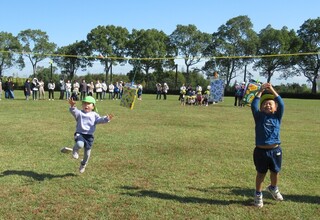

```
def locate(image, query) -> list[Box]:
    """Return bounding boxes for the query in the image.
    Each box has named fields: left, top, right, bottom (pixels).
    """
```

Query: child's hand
left=260, top=83, right=270, bottom=91
left=106, top=113, right=114, bottom=121
left=68, top=98, right=76, bottom=107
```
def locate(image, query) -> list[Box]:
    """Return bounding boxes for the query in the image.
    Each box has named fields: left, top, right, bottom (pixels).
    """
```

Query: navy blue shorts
left=253, top=146, right=282, bottom=173
left=74, top=133, right=94, bottom=150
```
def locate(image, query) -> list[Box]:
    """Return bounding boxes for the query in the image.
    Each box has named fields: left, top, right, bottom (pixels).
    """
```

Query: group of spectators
left=155, top=82, right=169, bottom=100
left=0, top=77, right=146, bottom=102
left=179, top=84, right=211, bottom=106
left=21, top=78, right=127, bottom=101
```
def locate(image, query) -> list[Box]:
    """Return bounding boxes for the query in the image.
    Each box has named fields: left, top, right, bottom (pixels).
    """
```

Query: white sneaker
left=254, top=194, right=263, bottom=208
left=72, top=149, right=79, bottom=159
left=60, top=147, right=73, bottom=153
left=266, top=185, right=283, bottom=201
left=79, top=164, right=86, bottom=173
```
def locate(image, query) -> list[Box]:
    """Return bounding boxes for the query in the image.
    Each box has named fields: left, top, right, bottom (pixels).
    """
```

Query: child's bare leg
left=270, top=171, right=279, bottom=187
left=256, top=172, right=266, bottom=192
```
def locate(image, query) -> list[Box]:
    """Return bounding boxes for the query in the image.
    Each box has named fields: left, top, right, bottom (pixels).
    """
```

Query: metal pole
left=49, top=60, right=53, bottom=80
left=175, top=64, right=178, bottom=89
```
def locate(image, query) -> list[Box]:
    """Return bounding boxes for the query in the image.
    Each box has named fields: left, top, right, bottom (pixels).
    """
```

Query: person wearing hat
left=251, top=83, right=285, bottom=208
left=67, top=96, right=113, bottom=173
left=234, top=82, right=241, bottom=106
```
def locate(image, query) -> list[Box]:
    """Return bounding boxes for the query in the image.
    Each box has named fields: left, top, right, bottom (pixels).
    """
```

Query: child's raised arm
left=69, top=98, right=76, bottom=107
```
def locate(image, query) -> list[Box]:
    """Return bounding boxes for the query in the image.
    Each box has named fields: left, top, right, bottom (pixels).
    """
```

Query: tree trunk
left=311, top=77, right=317, bottom=94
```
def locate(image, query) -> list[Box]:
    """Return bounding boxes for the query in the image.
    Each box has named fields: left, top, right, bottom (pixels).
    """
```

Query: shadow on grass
left=191, top=186, right=320, bottom=205
left=122, top=185, right=319, bottom=206
left=0, top=170, right=76, bottom=181
left=120, top=186, right=247, bottom=205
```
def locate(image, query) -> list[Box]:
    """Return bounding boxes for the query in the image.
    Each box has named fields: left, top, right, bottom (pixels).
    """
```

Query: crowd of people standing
left=16, top=78, right=127, bottom=101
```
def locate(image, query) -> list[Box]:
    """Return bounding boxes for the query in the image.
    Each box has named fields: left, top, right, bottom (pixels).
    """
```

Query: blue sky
left=1, top=0, right=320, bottom=84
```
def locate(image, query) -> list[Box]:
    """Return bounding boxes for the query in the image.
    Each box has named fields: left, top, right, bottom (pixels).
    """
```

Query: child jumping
left=68, top=96, right=113, bottom=173
left=251, top=83, right=284, bottom=208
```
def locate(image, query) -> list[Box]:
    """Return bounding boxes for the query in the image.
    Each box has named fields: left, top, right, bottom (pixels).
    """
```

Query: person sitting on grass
left=251, top=83, right=284, bottom=208
left=68, top=96, right=113, bottom=173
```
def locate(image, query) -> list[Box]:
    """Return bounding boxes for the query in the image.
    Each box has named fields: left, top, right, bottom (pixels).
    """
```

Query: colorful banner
left=120, top=86, right=138, bottom=110
left=209, top=79, right=224, bottom=103
left=242, top=80, right=261, bottom=106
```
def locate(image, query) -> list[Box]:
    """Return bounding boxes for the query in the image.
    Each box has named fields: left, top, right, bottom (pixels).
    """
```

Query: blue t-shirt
left=251, top=96, right=284, bottom=146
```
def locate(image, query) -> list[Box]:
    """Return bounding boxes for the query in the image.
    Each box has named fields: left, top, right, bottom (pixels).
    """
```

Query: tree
left=127, top=28, right=173, bottom=88
left=253, top=25, right=300, bottom=83
left=0, top=32, right=24, bottom=77
left=87, top=25, right=129, bottom=84
left=170, top=24, right=211, bottom=83
left=17, top=29, right=56, bottom=77
left=204, top=16, right=258, bottom=87
left=53, top=40, right=92, bottom=79
left=295, top=17, right=320, bottom=94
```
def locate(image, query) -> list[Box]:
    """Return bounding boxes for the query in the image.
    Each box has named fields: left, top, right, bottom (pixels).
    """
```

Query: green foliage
left=54, top=40, right=92, bottom=79
left=2, top=17, right=320, bottom=92
left=170, top=24, right=210, bottom=78
left=276, top=83, right=311, bottom=93
left=0, top=93, right=319, bottom=219
left=295, top=17, right=320, bottom=93
left=204, top=15, right=258, bottom=86
left=17, top=29, right=56, bottom=77
left=254, top=25, right=301, bottom=83
left=0, top=31, right=24, bottom=76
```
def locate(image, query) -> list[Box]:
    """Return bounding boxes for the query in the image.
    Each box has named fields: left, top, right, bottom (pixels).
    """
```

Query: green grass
left=0, top=91, right=319, bottom=219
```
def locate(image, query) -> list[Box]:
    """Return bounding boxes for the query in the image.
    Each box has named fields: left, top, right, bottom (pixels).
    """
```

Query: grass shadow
left=120, top=186, right=245, bottom=205
left=283, top=194, right=320, bottom=204
left=0, top=170, right=76, bottom=181
left=190, top=186, right=320, bottom=205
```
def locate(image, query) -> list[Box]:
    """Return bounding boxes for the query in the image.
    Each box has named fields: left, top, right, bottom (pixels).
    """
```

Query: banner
left=120, top=86, right=138, bottom=110
left=209, top=79, right=224, bottom=103
left=242, top=80, right=261, bottom=106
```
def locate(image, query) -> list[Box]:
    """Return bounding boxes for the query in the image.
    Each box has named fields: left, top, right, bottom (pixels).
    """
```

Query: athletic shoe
left=254, top=194, right=263, bottom=208
left=60, top=147, right=72, bottom=153
left=79, top=164, right=86, bottom=173
left=266, top=185, right=284, bottom=201
left=72, top=149, right=79, bottom=159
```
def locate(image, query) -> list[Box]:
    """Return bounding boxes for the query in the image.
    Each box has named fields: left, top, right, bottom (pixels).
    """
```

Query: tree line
left=1, top=15, right=320, bottom=93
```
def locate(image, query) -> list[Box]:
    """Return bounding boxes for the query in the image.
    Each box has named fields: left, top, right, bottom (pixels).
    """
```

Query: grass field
left=0, top=91, right=319, bottom=219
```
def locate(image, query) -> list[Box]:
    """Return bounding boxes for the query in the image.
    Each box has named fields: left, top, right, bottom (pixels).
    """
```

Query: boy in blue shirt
left=251, top=83, right=284, bottom=207
left=68, top=96, right=113, bottom=173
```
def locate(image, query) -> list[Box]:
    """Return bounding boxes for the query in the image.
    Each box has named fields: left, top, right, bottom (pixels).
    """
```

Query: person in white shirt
left=101, top=80, right=107, bottom=100
left=162, top=83, right=169, bottom=100
left=108, top=83, right=114, bottom=100
left=66, top=80, right=72, bottom=100
left=95, top=80, right=103, bottom=101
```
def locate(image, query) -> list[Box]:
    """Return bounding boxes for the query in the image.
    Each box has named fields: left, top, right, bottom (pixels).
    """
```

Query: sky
left=1, top=0, right=320, bottom=85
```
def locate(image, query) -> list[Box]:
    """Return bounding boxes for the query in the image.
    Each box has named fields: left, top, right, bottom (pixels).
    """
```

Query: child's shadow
left=0, top=170, right=76, bottom=181
left=120, top=186, right=245, bottom=205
